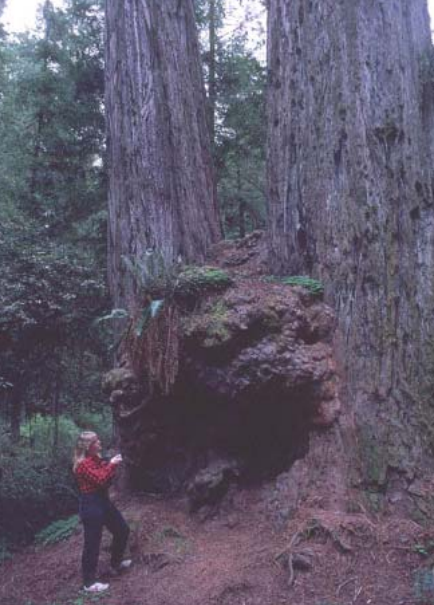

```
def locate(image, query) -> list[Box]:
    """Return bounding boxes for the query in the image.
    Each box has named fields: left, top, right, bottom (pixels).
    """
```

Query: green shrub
left=0, top=411, right=116, bottom=545
left=35, top=515, right=79, bottom=547
left=21, top=414, right=78, bottom=455
left=0, top=415, right=80, bottom=543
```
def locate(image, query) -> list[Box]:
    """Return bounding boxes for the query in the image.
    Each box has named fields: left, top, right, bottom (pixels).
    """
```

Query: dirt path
left=1, top=488, right=433, bottom=605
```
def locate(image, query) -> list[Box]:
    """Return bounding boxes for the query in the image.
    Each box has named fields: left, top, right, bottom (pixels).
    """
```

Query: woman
left=73, top=431, right=131, bottom=593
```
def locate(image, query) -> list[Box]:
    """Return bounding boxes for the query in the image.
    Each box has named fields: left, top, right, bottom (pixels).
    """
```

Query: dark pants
left=79, top=493, right=130, bottom=587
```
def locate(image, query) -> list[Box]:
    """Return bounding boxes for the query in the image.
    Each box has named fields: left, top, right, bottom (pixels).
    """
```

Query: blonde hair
left=73, top=431, right=98, bottom=472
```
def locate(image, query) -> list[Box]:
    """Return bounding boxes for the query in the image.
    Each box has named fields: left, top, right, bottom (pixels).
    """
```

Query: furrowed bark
left=267, top=0, right=434, bottom=492
left=105, top=0, right=221, bottom=309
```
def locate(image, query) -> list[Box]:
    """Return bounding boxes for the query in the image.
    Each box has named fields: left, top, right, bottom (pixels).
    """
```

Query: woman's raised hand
left=110, top=454, right=123, bottom=465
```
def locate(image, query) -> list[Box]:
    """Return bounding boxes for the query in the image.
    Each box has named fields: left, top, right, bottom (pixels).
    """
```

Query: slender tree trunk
left=28, top=112, right=44, bottom=210
left=237, top=165, right=245, bottom=238
left=10, top=383, right=21, bottom=443
left=267, top=0, right=434, bottom=497
left=52, top=374, right=60, bottom=454
left=208, top=0, right=217, bottom=145
left=28, top=6, right=52, bottom=218
left=105, top=0, right=221, bottom=309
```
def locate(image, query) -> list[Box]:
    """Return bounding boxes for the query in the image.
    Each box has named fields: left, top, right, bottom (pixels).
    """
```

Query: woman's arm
left=75, top=457, right=117, bottom=490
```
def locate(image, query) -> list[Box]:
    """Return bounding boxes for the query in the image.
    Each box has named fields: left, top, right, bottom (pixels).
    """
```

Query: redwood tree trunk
left=267, top=0, right=434, bottom=494
left=105, top=0, right=221, bottom=309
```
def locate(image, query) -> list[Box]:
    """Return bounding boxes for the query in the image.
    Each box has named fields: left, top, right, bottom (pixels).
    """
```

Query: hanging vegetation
left=120, top=304, right=180, bottom=396
left=117, top=252, right=233, bottom=394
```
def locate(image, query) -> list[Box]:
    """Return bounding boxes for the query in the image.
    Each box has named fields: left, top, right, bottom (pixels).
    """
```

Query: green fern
left=94, top=308, right=130, bottom=325
left=135, top=299, right=164, bottom=337
left=265, top=275, right=324, bottom=297
left=35, top=515, right=79, bottom=547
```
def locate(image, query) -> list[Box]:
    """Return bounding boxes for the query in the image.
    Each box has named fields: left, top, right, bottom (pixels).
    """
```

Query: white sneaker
left=83, top=582, right=110, bottom=593
left=113, top=558, right=132, bottom=571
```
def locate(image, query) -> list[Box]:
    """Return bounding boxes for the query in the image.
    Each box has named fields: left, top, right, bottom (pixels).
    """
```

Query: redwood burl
left=267, top=0, right=434, bottom=492
left=105, top=0, right=220, bottom=310
left=103, top=251, right=341, bottom=495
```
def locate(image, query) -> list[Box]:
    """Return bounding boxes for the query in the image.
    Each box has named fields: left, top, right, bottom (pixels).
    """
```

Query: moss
left=175, top=266, right=233, bottom=301
left=102, top=367, right=136, bottom=393
left=203, top=328, right=231, bottom=348
left=181, top=299, right=232, bottom=348
left=203, top=301, right=231, bottom=347
left=364, top=490, right=383, bottom=514
left=211, top=300, right=227, bottom=315
left=358, top=425, right=389, bottom=488
left=264, top=275, right=324, bottom=298
left=261, top=308, right=281, bottom=331
left=419, top=47, right=434, bottom=87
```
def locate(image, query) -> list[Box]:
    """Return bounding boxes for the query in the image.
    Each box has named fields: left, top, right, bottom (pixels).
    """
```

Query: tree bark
left=105, top=0, right=221, bottom=309
left=267, top=0, right=434, bottom=492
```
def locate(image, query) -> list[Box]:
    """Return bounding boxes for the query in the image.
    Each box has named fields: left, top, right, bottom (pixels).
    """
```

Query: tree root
left=275, top=530, right=313, bottom=587
left=275, top=516, right=354, bottom=587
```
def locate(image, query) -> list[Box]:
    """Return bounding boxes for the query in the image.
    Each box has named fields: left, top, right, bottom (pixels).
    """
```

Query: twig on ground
left=287, top=552, right=295, bottom=587
left=274, top=530, right=303, bottom=561
left=336, top=576, right=357, bottom=597
left=353, top=584, right=363, bottom=603
left=331, top=530, right=353, bottom=553
left=275, top=530, right=304, bottom=588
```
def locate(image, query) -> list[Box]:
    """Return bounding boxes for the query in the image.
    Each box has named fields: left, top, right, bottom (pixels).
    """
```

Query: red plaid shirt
left=75, top=455, right=116, bottom=494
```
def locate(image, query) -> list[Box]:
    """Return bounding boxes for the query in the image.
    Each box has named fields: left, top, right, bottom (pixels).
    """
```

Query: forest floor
left=1, top=486, right=434, bottom=605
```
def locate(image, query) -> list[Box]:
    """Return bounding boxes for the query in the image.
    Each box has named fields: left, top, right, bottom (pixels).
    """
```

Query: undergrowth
left=34, top=515, right=79, bottom=547
left=0, top=411, right=112, bottom=545
left=0, top=538, right=12, bottom=564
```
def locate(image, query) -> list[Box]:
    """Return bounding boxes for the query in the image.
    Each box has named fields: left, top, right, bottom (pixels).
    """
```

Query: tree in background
left=194, top=0, right=224, bottom=127
left=215, top=33, right=266, bottom=237
left=0, top=0, right=108, bottom=430
left=0, top=0, right=111, bottom=542
left=195, top=0, right=267, bottom=237
left=20, top=0, right=105, bottom=248
left=267, top=0, right=434, bottom=504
